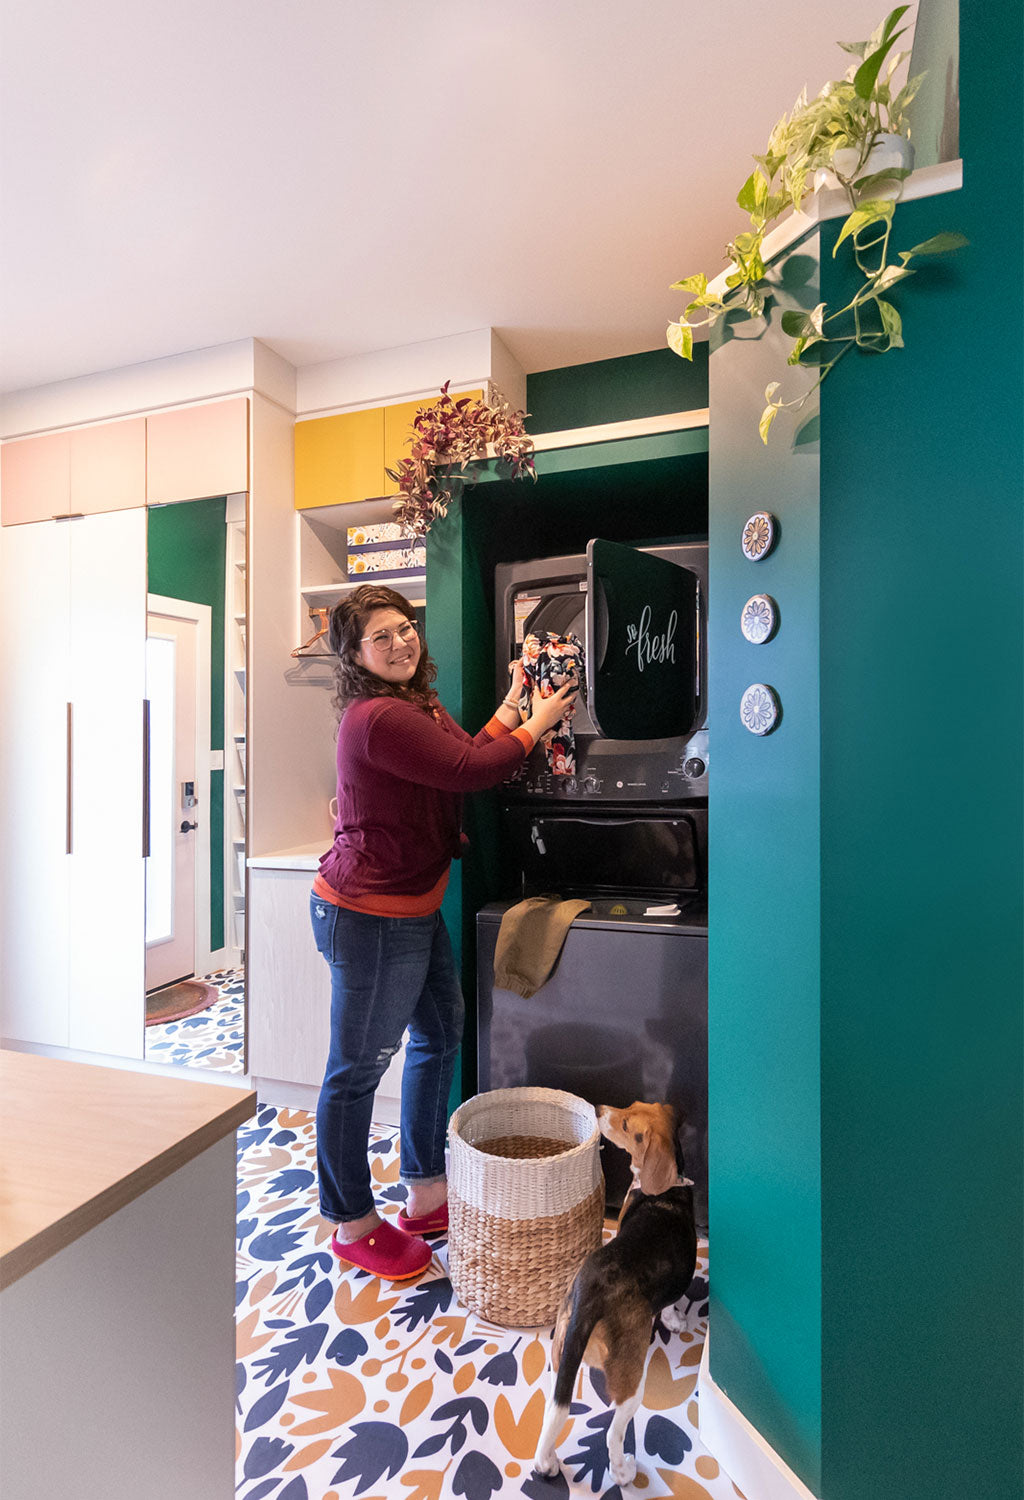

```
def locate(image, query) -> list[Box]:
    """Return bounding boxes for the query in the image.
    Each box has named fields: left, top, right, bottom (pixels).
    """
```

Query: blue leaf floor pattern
left=145, top=967, right=245, bottom=1073
left=236, top=1105, right=742, bottom=1500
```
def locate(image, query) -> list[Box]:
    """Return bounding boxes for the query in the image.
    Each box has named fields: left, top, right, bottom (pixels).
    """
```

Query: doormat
left=145, top=979, right=218, bottom=1026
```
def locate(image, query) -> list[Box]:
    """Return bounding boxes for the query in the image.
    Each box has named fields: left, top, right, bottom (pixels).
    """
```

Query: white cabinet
left=247, top=858, right=405, bottom=1122
left=0, top=510, right=146, bottom=1057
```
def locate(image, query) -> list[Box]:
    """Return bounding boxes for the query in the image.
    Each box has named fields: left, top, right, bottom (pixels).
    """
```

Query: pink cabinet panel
left=69, top=418, right=146, bottom=515
left=146, top=397, right=249, bottom=505
left=1, top=431, right=71, bottom=524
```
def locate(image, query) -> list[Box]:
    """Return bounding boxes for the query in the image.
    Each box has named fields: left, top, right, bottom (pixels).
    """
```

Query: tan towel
left=492, top=896, right=592, bottom=999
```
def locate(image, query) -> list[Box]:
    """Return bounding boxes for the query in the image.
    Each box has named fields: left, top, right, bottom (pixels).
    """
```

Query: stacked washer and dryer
left=476, top=538, right=709, bottom=1225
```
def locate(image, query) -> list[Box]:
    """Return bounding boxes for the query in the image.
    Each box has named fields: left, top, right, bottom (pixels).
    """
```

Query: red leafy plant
left=386, top=382, right=536, bottom=538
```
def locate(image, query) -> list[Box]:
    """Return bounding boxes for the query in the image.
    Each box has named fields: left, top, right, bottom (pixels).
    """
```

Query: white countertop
left=247, top=842, right=325, bottom=871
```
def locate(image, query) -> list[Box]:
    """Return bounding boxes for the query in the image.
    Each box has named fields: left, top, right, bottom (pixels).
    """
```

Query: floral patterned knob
left=741, top=511, right=777, bottom=560
left=740, top=594, right=777, bottom=644
left=740, top=683, right=780, bottom=735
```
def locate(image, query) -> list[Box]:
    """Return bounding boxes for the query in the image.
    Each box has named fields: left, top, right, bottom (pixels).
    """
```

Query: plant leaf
left=833, top=199, right=894, bottom=255
left=899, top=232, right=969, bottom=261
left=854, top=166, right=911, bottom=194
left=759, top=403, right=779, bottom=445
left=871, top=263, right=915, bottom=292
left=669, top=271, right=708, bottom=295
left=667, top=322, right=694, bottom=361
left=854, top=25, right=907, bottom=100
left=876, top=298, right=904, bottom=348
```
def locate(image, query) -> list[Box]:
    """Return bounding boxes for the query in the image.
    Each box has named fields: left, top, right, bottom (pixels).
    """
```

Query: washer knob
left=683, top=757, right=706, bottom=778
left=583, top=776, right=599, bottom=794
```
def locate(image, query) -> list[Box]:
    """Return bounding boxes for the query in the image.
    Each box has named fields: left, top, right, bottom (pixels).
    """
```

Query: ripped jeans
left=310, top=895, right=465, bottom=1225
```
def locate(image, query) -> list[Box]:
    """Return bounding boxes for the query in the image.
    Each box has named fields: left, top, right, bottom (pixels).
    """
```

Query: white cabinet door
left=0, top=511, right=147, bottom=1057
left=68, top=509, right=147, bottom=1057
left=0, top=521, right=72, bottom=1046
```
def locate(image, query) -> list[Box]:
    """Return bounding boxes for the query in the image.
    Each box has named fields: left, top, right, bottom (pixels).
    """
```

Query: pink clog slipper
left=331, top=1219, right=431, bottom=1281
left=397, top=1202, right=449, bottom=1236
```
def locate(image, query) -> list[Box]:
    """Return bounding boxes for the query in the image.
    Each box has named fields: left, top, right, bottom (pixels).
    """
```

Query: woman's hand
left=507, top=659, right=527, bottom=704
left=526, top=679, right=578, bottom=736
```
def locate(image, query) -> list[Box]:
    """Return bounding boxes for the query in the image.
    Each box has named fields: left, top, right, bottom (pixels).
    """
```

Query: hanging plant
left=666, top=6, right=967, bottom=442
left=386, top=382, right=536, bottom=537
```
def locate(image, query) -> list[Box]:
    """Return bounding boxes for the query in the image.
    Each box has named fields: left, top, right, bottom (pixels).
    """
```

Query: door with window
left=145, top=609, right=200, bottom=991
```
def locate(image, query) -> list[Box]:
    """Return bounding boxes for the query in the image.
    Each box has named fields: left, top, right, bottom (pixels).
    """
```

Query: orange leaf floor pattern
left=236, top=1103, right=742, bottom=1500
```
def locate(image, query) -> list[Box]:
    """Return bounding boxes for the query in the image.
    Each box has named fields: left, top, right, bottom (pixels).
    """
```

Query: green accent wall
left=707, top=3, right=1023, bottom=1494
left=708, top=253, right=825, bottom=1490
left=426, top=434, right=709, bottom=1102
left=816, top=3, right=1022, bottom=1491
left=526, top=346, right=708, bottom=434
left=147, top=496, right=228, bottom=951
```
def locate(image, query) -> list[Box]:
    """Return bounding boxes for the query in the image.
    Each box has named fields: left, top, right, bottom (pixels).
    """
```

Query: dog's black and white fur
left=532, top=1102, right=699, bottom=1488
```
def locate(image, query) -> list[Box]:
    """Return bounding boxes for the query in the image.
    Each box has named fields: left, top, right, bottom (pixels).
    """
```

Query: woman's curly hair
left=328, top=584, right=439, bottom=721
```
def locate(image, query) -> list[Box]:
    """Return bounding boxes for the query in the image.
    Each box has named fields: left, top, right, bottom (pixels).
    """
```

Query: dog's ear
left=637, top=1109, right=679, bottom=1197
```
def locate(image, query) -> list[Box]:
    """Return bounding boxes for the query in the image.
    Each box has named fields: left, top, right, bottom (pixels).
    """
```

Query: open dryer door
left=585, top=537, right=700, bottom=741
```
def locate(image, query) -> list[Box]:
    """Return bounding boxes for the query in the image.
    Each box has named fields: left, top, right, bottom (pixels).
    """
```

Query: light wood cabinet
left=146, top=396, right=249, bottom=505
left=0, top=510, right=147, bottom=1057
left=248, top=861, right=404, bottom=1120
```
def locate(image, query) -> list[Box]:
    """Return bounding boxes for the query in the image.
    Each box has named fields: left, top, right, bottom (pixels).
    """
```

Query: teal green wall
left=426, top=434, right=709, bottom=1102
left=708, top=254, right=825, bottom=1489
left=816, top=2, right=1022, bottom=1492
left=147, top=497, right=228, bottom=951
left=526, top=346, right=708, bottom=434
left=708, top=3, right=1023, bottom=1494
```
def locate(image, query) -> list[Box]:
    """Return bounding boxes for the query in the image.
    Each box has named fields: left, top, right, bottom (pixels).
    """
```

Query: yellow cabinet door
left=295, top=407, right=386, bottom=509
left=382, top=390, right=483, bottom=497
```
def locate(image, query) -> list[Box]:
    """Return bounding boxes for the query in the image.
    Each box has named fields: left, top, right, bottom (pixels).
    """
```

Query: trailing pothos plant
left=386, top=382, right=536, bottom=537
left=666, top=6, right=967, bottom=442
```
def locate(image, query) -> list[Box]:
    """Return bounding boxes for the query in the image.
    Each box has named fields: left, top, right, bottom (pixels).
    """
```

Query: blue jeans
left=310, top=895, right=465, bottom=1225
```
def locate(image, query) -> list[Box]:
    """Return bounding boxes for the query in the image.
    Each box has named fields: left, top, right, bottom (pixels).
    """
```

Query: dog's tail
left=552, top=1286, right=603, bottom=1409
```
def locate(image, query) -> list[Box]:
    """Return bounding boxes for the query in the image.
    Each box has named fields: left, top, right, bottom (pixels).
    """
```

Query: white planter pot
left=815, top=133, right=915, bottom=198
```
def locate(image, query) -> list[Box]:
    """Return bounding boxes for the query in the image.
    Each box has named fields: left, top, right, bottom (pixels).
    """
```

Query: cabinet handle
left=66, top=702, right=73, bottom=854
left=142, top=699, right=151, bottom=858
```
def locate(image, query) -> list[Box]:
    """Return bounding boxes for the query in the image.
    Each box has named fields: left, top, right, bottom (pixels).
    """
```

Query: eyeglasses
left=360, top=620, right=420, bottom=653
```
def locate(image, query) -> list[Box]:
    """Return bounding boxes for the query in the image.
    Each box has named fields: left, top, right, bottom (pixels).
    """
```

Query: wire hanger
left=291, top=606, right=334, bottom=658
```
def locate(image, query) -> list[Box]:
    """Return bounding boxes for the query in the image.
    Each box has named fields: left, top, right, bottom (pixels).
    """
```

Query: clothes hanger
left=291, top=606, right=334, bottom=658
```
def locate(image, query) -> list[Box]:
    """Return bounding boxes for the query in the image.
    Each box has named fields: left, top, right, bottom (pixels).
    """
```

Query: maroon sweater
left=318, top=697, right=534, bottom=900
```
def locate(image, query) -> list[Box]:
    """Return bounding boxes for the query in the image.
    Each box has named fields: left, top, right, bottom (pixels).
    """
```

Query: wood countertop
left=0, top=1049, right=256, bottom=1289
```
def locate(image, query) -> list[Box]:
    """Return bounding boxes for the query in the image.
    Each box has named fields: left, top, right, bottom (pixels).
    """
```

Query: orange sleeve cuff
left=483, top=713, right=512, bottom=738
left=511, top=725, right=536, bottom=753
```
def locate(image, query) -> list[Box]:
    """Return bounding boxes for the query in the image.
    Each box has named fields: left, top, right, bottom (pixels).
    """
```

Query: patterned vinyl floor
left=145, top=966, right=245, bottom=1073
left=236, top=1105, right=742, bottom=1500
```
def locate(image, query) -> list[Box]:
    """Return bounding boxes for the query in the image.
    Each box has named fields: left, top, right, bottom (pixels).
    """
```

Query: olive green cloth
left=492, top=896, right=592, bottom=999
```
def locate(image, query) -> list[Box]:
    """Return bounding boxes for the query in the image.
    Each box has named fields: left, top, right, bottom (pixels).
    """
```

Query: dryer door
left=586, top=537, right=700, bottom=740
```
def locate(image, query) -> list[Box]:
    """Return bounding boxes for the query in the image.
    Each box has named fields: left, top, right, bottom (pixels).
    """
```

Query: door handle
left=142, top=699, right=151, bottom=858
left=66, top=702, right=74, bottom=854
left=180, top=820, right=198, bottom=833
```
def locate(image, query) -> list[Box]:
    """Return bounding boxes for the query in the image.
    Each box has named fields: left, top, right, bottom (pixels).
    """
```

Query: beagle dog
left=532, top=1102, right=698, bottom=1489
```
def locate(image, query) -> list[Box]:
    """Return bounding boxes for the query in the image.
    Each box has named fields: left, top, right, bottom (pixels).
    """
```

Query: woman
left=311, top=583, right=577, bottom=1280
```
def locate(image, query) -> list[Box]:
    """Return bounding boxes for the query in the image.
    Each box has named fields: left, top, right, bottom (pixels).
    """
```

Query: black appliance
left=478, top=539, right=709, bottom=1226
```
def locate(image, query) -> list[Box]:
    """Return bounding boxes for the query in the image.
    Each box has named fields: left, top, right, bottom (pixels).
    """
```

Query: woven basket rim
left=449, top=1086, right=599, bottom=1164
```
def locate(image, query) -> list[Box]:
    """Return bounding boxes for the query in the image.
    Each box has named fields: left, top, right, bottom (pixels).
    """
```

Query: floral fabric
left=518, top=632, right=585, bottom=775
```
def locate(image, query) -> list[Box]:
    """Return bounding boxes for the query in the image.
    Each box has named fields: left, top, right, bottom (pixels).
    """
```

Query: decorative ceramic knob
left=741, top=512, right=777, bottom=560
left=740, top=683, right=780, bottom=735
left=741, top=594, right=778, bottom=643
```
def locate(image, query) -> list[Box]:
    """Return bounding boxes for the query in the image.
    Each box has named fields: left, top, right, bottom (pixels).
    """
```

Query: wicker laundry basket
left=447, top=1087, right=604, bottom=1327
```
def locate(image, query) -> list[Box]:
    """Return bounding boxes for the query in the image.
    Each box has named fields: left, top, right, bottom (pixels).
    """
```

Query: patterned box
left=346, top=544, right=426, bottom=579
left=347, top=522, right=414, bottom=546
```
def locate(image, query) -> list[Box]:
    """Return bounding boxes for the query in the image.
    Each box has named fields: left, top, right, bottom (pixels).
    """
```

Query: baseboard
left=251, top=1075, right=401, bottom=1127
left=698, top=1333, right=820, bottom=1500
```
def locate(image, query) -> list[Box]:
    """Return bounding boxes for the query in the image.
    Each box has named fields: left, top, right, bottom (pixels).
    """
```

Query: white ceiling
left=0, top=0, right=900, bottom=396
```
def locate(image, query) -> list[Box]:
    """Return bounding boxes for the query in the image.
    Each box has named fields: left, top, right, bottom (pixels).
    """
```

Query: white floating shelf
left=301, top=574, right=426, bottom=602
